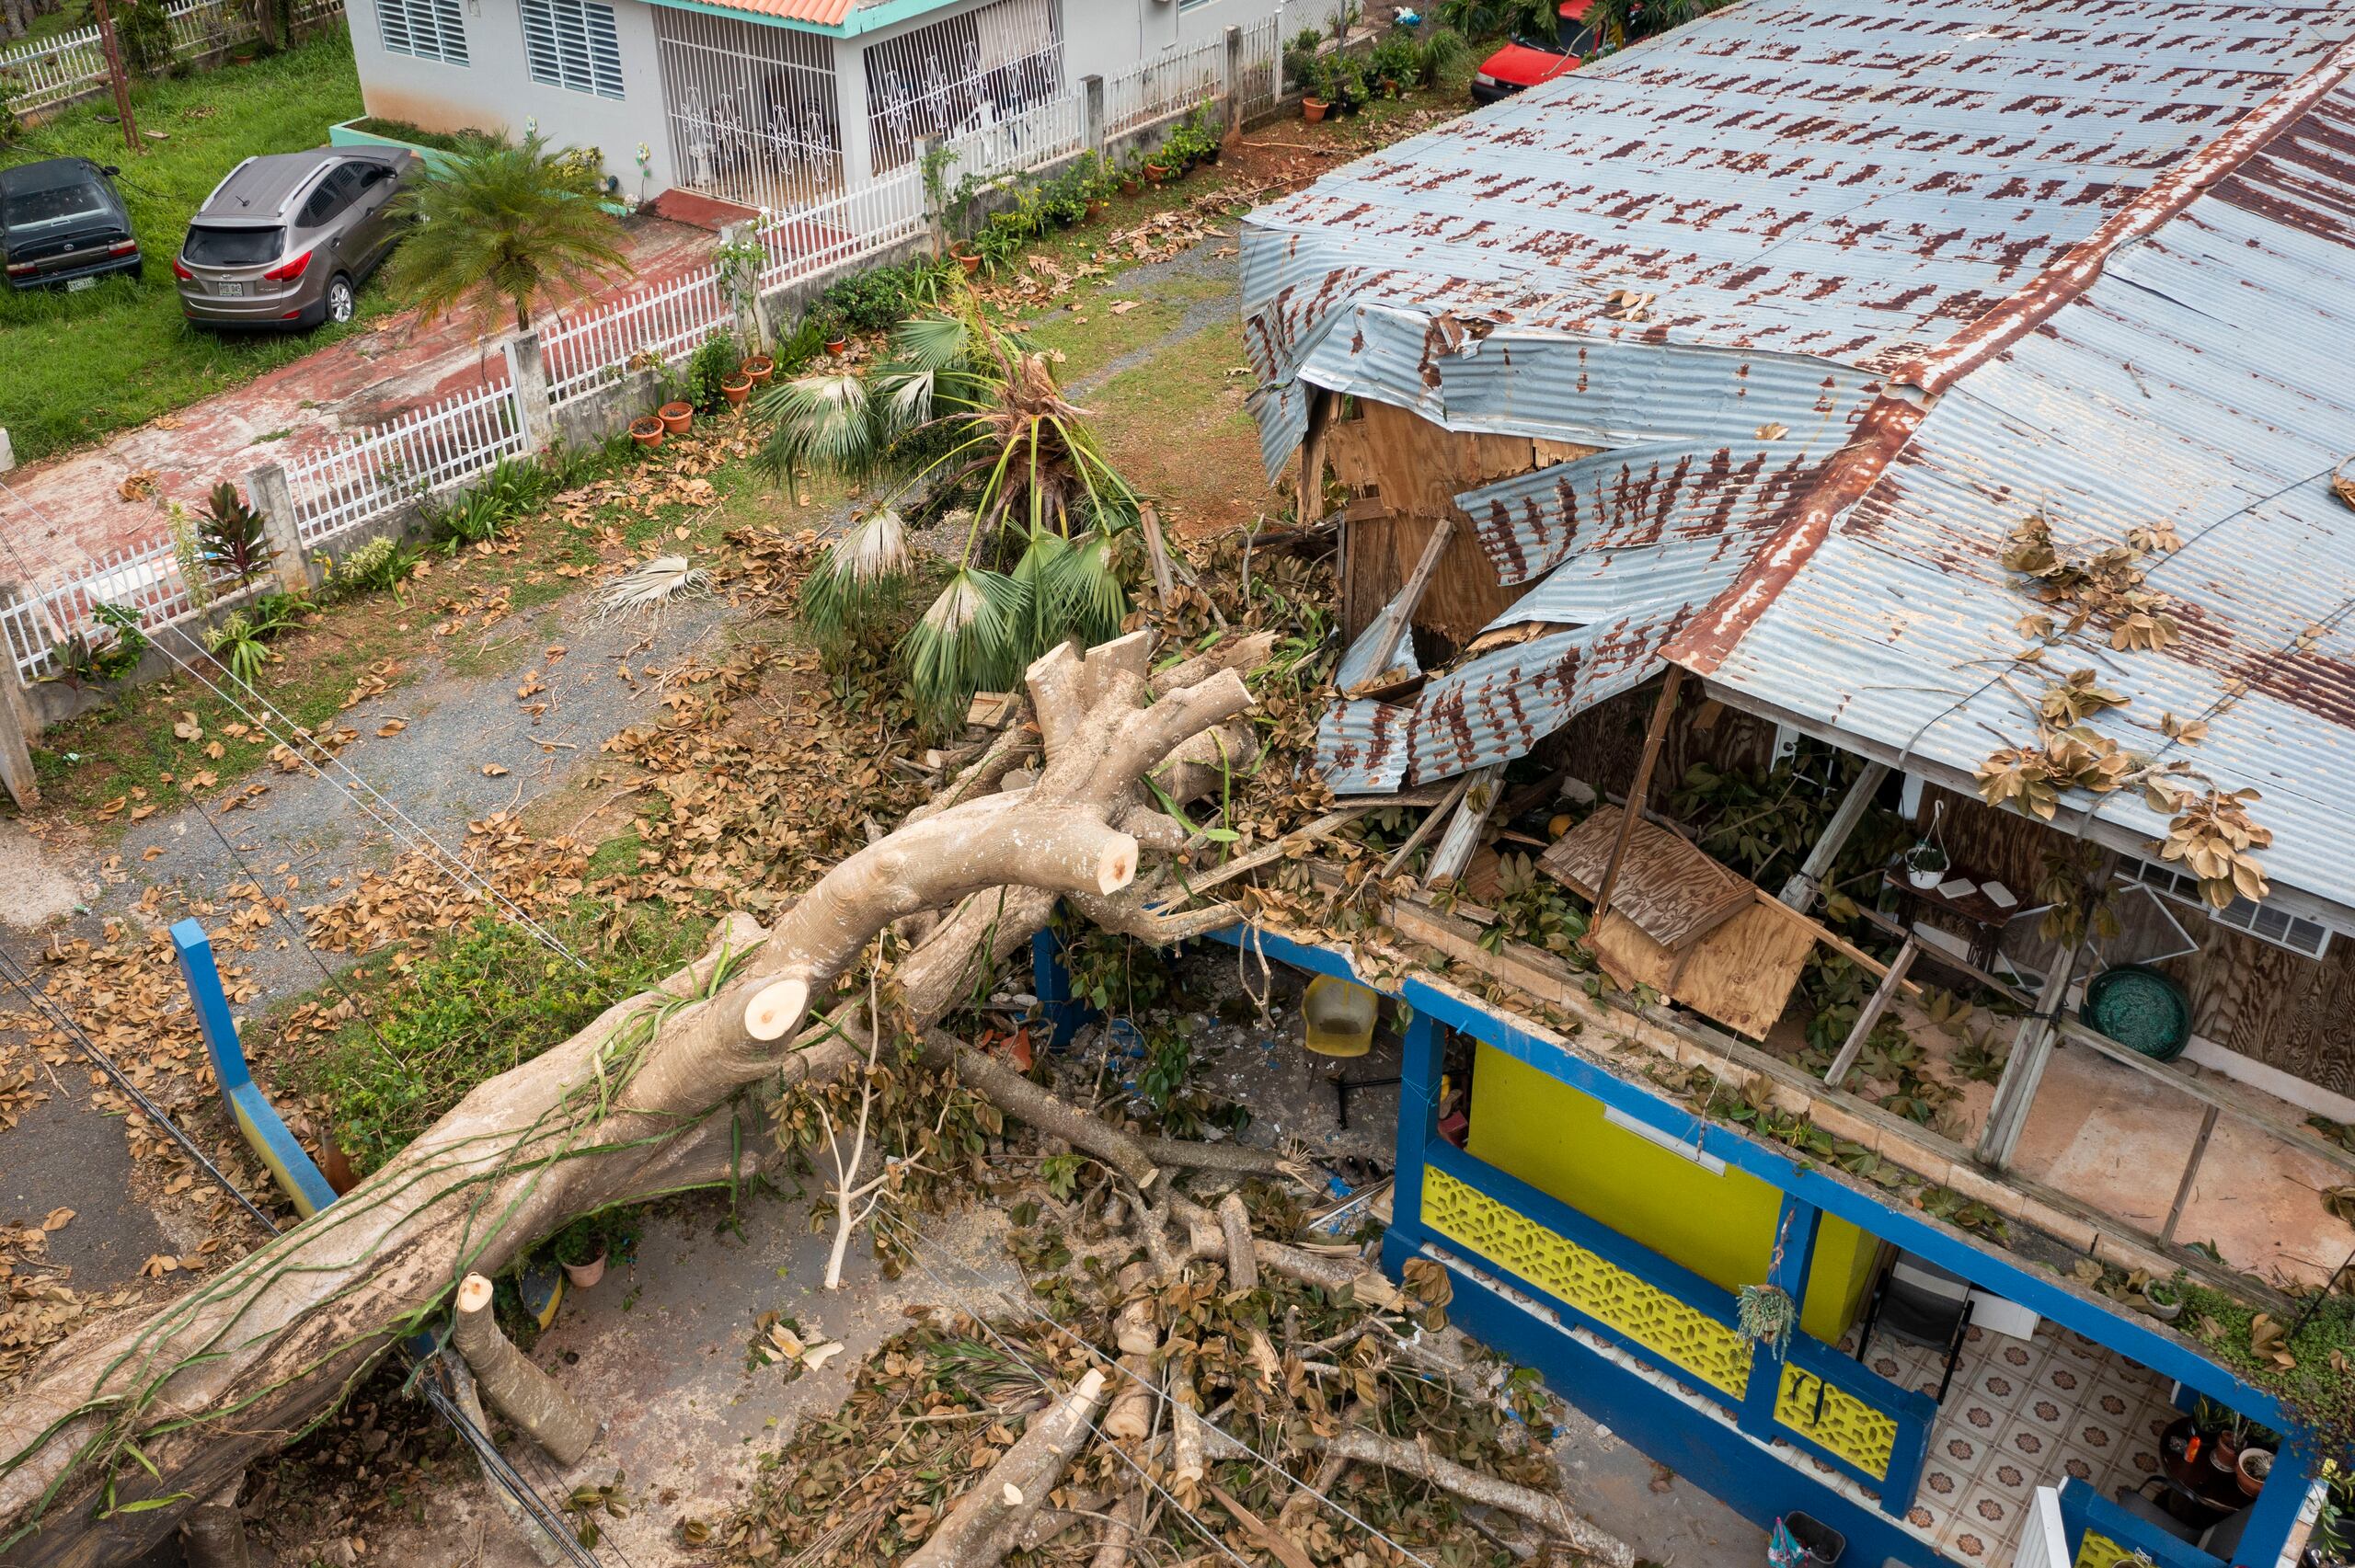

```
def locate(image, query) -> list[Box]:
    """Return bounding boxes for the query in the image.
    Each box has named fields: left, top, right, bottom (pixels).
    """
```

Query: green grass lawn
left=0, top=29, right=376, bottom=464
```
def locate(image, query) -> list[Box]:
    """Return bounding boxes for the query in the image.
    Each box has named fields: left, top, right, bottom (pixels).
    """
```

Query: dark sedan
left=0, top=157, right=142, bottom=291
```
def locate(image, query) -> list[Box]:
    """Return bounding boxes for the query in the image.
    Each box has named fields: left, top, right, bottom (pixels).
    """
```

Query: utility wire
left=0, top=945, right=605, bottom=1565
left=0, top=946, right=276, bottom=1231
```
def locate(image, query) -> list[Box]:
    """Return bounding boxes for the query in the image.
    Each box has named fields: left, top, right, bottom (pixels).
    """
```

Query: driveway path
left=0, top=212, right=715, bottom=581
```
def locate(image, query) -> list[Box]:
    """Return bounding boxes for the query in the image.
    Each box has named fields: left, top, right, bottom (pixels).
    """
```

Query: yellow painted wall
left=1464, top=1045, right=1880, bottom=1344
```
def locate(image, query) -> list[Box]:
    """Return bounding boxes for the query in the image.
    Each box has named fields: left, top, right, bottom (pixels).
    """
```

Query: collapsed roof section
left=1245, top=0, right=2355, bottom=914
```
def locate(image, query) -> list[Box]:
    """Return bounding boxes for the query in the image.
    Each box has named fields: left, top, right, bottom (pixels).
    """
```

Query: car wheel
left=324, top=274, right=356, bottom=326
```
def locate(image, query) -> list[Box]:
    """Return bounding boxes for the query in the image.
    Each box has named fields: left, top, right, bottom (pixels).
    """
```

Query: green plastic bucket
left=2081, top=965, right=2192, bottom=1062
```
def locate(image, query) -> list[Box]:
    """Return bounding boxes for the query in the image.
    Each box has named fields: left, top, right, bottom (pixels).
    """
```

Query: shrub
left=201, top=480, right=276, bottom=587
left=329, top=534, right=422, bottom=600
left=686, top=331, right=740, bottom=413
left=303, top=907, right=706, bottom=1175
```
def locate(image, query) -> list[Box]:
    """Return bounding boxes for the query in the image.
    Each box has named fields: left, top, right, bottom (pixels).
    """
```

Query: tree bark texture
left=0, top=634, right=1259, bottom=1566
left=902, top=1368, right=1108, bottom=1568
left=448, top=1273, right=598, bottom=1466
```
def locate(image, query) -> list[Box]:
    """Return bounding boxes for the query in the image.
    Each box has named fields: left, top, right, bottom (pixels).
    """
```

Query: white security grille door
left=2012, top=1487, right=2071, bottom=1568
left=379, top=0, right=467, bottom=65
left=862, top=0, right=1063, bottom=174
left=653, top=7, right=843, bottom=211
left=521, top=0, right=623, bottom=98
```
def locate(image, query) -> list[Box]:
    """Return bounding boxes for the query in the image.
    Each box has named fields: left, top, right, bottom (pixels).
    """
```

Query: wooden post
left=1974, top=942, right=2084, bottom=1169
left=1223, top=24, right=1246, bottom=140
left=1778, top=761, right=1889, bottom=909
left=0, top=635, right=39, bottom=812
left=1423, top=761, right=1503, bottom=888
left=1350, top=515, right=1452, bottom=693
left=2160, top=1104, right=2221, bottom=1244
left=1824, top=933, right=1919, bottom=1088
left=1296, top=387, right=1338, bottom=526
left=1591, top=667, right=1683, bottom=922
left=91, top=0, right=142, bottom=155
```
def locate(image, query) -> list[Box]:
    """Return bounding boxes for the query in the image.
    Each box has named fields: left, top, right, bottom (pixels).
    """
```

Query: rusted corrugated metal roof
left=1691, top=79, right=2355, bottom=917
left=1286, top=0, right=2355, bottom=853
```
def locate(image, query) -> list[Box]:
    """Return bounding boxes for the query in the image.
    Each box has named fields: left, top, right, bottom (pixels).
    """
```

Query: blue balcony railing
left=1413, top=1139, right=1933, bottom=1513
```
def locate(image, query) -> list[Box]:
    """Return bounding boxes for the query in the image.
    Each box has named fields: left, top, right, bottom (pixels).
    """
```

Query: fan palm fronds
left=799, top=509, right=911, bottom=634
left=903, top=567, right=1027, bottom=725
left=384, top=132, right=630, bottom=334
left=753, top=372, right=881, bottom=483
left=595, top=555, right=711, bottom=621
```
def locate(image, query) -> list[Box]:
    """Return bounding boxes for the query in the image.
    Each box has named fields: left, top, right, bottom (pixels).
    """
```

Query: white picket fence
left=0, top=533, right=202, bottom=681
left=286, top=378, right=531, bottom=544
left=1105, top=32, right=1229, bottom=136
left=3, top=23, right=1284, bottom=684
left=0, top=0, right=340, bottom=117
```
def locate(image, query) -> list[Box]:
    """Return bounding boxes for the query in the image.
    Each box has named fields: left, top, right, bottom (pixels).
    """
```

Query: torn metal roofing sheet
left=1456, top=435, right=1848, bottom=588
left=1689, top=79, right=2355, bottom=918
left=1243, top=0, right=2353, bottom=473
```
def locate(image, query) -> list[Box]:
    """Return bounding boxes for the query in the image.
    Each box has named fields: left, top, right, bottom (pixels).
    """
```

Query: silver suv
left=174, top=148, right=419, bottom=329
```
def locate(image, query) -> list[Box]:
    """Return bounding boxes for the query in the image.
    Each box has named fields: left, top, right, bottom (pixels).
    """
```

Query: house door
left=2013, top=1487, right=2072, bottom=1568
left=652, top=6, right=844, bottom=212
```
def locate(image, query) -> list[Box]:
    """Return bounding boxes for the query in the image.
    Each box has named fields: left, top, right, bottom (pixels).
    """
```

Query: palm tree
left=756, top=290, right=1139, bottom=727
left=385, top=133, right=631, bottom=334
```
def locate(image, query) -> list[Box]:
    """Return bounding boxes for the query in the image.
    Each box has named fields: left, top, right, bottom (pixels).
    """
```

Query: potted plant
left=741, top=353, right=775, bottom=386
left=721, top=370, right=752, bottom=409
left=653, top=362, right=694, bottom=434
left=629, top=414, right=665, bottom=450
left=2142, top=1276, right=2184, bottom=1322
left=1736, top=1282, right=1798, bottom=1359
left=2239, top=1445, right=2275, bottom=1498
left=1143, top=154, right=1171, bottom=185
left=1303, top=61, right=1332, bottom=122
left=949, top=239, right=982, bottom=274
left=551, top=1215, right=610, bottom=1288
left=1119, top=150, right=1144, bottom=196
left=1903, top=841, right=1948, bottom=889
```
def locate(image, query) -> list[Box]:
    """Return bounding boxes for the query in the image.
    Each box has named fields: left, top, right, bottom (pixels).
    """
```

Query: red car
left=1470, top=0, right=1604, bottom=102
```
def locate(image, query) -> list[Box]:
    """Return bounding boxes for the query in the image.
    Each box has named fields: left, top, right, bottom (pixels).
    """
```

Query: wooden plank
left=1380, top=773, right=1474, bottom=879
left=1777, top=761, right=1889, bottom=909
left=1138, top=503, right=1177, bottom=611
left=1425, top=764, right=1505, bottom=888
left=1826, top=935, right=1920, bottom=1088
left=1591, top=670, right=1683, bottom=923
left=1348, top=514, right=1454, bottom=696
left=1325, top=416, right=1379, bottom=491
left=1585, top=899, right=1815, bottom=1040
left=1298, top=387, right=1338, bottom=525
left=1543, top=805, right=1752, bottom=952
left=2161, top=1103, right=2221, bottom=1245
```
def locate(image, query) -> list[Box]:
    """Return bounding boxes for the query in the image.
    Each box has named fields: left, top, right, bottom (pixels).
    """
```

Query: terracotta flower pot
left=721, top=374, right=752, bottom=407
left=825, top=336, right=849, bottom=357
left=741, top=355, right=775, bottom=385
left=950, top=242, right=982, bottom=274
left=2237, top=1448, right=2272, bottom=1497
left=629, top=415, right=665, bottom=449
left=1144, top=161, right=1170, bottom=183
left=562, top=1251, right=607, bottom=1290
left=659, top=400, right=693, bottom=434
left=1085, top=200, right=1108, bottom=223
left=1303, top=97, right=1329, bottom=122
left=1120, top=177, right=1142, bottom=196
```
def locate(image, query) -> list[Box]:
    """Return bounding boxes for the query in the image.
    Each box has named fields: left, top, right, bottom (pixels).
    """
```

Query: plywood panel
left=1587, top=902, right=1817, bottom=1042
left=1542, top=806, right=1754, bottom=951
left=1340, top=510, right=1521, bottom=645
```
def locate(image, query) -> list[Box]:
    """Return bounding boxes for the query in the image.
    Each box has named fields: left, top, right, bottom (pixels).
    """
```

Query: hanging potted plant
left=628, top=413, right=665, bottom=450
left=1737, top=1283, right=1798, bottom=1359
left=1903, top=841, right=1948, bottom=890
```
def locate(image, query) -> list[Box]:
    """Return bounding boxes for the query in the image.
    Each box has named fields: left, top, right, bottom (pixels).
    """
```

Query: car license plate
left=66, top=276, right=95, bottom=292
left=217, top=280, right=245, bottom=298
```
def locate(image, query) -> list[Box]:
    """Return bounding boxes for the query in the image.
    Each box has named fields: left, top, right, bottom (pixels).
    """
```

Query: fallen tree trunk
left=1312, top=1427, right=1637, bottom=1568
left=449, top=1273, right=597, bottom=1466
left=0, top=632, right=1260, bottom=1566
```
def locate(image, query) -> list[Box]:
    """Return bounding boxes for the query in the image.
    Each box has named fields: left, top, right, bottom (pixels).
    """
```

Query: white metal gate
left=862, top=0, right=1065, bottom=174
left=2012, top=1487, right=2072, bottom=1568
left=654, top=7, right=844, bottom=212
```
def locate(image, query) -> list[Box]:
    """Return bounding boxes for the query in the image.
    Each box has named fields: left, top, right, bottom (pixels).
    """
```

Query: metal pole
left=91, top=0, right=144, bottom=155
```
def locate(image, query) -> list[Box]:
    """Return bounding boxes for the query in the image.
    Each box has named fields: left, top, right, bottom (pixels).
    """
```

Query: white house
left=341, top=0, right=1337, bottom=210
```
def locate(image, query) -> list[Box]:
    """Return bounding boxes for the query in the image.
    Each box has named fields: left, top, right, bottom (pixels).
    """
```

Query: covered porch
left=1187, top=923, right=2324, bottom=1568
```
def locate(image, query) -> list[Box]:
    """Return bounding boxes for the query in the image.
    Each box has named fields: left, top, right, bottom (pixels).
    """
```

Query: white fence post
left=246, top=463, right=309, bottom=593
left=504, top=334, right=558, bottom=454
left=0, top=605, right=39, bottom=810
left=1224, top=26, right=1245, bottom=140
left=1084, top=74, right=1105, bottom=156
left=0, top=428, right=15, bottom=474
